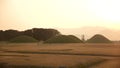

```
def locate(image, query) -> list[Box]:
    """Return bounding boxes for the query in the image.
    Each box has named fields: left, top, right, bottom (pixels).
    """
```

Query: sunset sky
left=0, top=0, right=120, bottom=40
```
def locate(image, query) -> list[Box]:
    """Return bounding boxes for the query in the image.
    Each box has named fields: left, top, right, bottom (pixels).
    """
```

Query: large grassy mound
left=86, top=34, right=112, bottom=43
left=44, top=35, right=83, bottom=43
left=9, top=35, right=38, bottom=43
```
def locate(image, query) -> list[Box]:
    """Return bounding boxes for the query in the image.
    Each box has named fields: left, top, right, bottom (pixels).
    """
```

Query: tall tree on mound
left=9, top=35, right=38, bottom=43
left=0, top=28, right=60, bottom=41
left=86, top=34, right=112, bottom=43
left=0, top=30, right=5, bottom=41
left=3, top=30, right=21, bottom=41
left=44, top=35, right=83, bottom=43
left=24, top=28, right=60, bottom=41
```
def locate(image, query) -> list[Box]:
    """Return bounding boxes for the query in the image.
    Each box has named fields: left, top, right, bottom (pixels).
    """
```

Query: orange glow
left=0, top=0, right=120, bottom=40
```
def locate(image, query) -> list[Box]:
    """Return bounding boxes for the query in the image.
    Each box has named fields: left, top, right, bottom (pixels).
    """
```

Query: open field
left=0, top=43, right=120, bottom=68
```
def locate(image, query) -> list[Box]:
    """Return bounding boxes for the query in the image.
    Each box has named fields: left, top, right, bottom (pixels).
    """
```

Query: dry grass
left=0, top=43, right=120, bottom=68
left=90, top=59, right=120, bottom=68
left=1, top=43, right=120, bottom=56
left=0, top=53, right=104, bottom=68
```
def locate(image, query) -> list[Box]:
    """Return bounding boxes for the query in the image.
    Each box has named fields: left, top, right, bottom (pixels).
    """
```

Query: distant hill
left=44, top=35, right=83, bottom=43
left=57, top=26, right=120, bottom=41
left=86, top=34, right=112, bottom=43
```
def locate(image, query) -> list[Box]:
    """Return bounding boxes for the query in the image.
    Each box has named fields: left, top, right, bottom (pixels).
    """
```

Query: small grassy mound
left=86, top=34, right=112, bottom=43
left=9, top=35, right=38, bottom=43
left=44, top=35, right=83, bottom=43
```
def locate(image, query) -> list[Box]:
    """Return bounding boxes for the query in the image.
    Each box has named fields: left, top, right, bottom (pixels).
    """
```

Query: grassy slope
left=9, top=35, right=38, bottom=43
left=45, top=35, right=83, bottom=43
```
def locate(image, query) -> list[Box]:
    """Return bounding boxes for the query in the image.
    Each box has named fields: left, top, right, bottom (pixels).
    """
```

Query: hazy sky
left=0, top=0, right=120, bottom=40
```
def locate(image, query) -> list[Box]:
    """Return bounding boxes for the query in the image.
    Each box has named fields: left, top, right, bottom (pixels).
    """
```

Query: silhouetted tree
left=0, top=28, right=60, bottom=41
left=31, top=28, right=60, bottom=41
left=23, top=29, right=33, bottom=37
left=3, top=29, right=21, bottom=41
left=0, top=30, right=5, bottom=41
left=23, top=28, right=61, bottom=41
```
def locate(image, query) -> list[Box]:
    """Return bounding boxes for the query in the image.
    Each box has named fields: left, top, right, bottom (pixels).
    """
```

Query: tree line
left=0, top=28, right=60, bottom=41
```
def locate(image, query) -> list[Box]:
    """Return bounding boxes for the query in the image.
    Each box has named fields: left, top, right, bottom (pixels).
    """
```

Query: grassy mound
left=86, top=34, right=112, bottom=43
left=9, top=35, right=38, bottom=43
left=44, top=35, right=83, bottom=43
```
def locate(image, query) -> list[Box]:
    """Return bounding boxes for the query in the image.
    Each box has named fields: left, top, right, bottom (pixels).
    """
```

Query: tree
left=4, top=29, right=21, bottom=41
left=32, top=28, right=60, bottom=41
left=23, top=28, right=60, bottom=41
left=0, top=30, right=5, bottom=41
left=0, top=28, right=61, bottom=41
